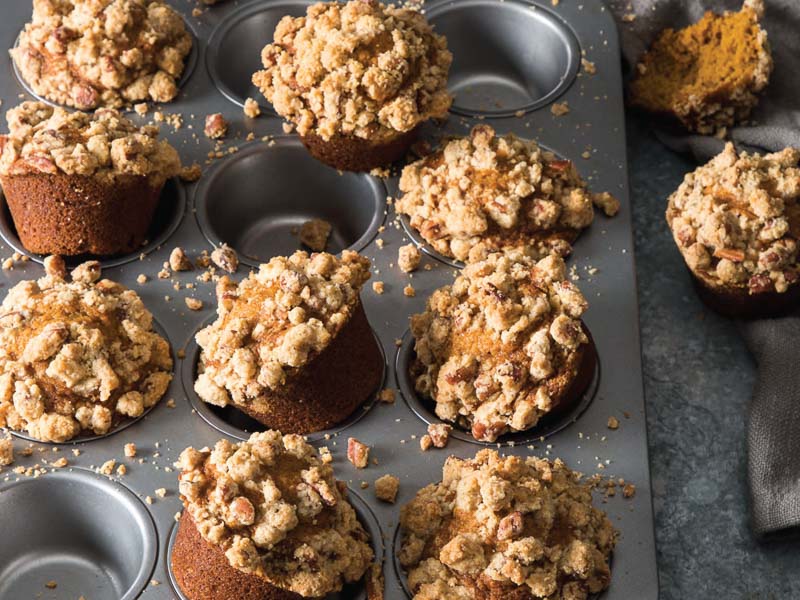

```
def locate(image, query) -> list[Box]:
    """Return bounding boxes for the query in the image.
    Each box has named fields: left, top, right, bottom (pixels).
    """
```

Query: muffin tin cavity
left=167, top=488, right=383, bottom=600
left=194, top=139, right=386, bottom=267
left=3, top=318, right=175, bottom=445
left=395, top=329, right=600, bottom=446
left=427, top=0, right=580, bottom=117
left=181, top=316, right=387, bottom=443
left=207, top=0, right=312, bottom=112
left=0, top=468, right=157, bottom=600
left=0, top=178, right=186, bottom=269
left=11, top=20, right=199, bottom=111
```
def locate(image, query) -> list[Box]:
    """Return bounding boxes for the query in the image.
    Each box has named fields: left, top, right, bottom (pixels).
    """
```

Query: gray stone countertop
left=627, top=115, right=800, bottom=599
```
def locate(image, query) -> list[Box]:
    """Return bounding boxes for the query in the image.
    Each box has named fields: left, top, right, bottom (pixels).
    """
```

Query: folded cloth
left=608, top=0, right=800, bottom=161
left=739, top=317, right=800, bottom=536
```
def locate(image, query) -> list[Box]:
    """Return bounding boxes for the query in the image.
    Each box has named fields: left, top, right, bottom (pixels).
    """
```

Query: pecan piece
left=497, top=511, right=524, bottom=541
left=228, top=496, right=255, bottom=526
left=211, top=244, right=239, bottom=273
left=347, top=438, right=369, bottom=469
left=713, top=247, right=745, bottom=262
left=427, top=423, right=452, bottom=448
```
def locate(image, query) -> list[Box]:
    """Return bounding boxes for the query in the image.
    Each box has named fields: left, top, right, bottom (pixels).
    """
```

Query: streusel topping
left=0, top=102, right=181, bottom=187
left=177, top=431, right=373, bottom=596
left=410, top=250, right=590, bottom=442
left=252, top=0, right=452, bottom=141
left=12, top=0, right=192, bottom=109
left=0, top=261, right=173, bottom=443
left=195, top=251, right=371, bottom=408
left=399, top=449, right=616, bottom=600
left=667, top=142, right=800, bottom=294
left=396, top=125, right=619, bottom=263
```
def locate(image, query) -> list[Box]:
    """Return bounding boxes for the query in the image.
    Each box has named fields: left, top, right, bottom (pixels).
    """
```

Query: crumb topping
left=252, top=0, right=452, bottom=141
left=0, top=102, right=181, bottom=186
left=667, top=142, right=800, bottom=294
left=178, top=431, right=373, bottom=596
left=195, top=251, right=371, bottom=409
left=628, top=0, right=771, bottom=134
left=410, top=250, right=590, bottom=442
left=375, top=474, right=399, bottom=503
left=299, top=218, right=332, bottom=252
left=397, top=125, right=619, bottom=263
left=400, top=449, right=616, bottom=600
left=12, top=0, right=192, bottom=109
left=0, top=261, right=173, bottom=442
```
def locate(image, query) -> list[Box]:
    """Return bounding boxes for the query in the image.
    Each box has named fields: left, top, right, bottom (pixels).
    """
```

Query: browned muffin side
left=666, top=142, right=800, bottom=318
left=252, top=0, right=452, bottom=171
left=194, top=251, right=382, bottom=433
left=410, top=251, right=595, bottom=443
left=173, top=432, right=375, bottom=599
left=0, top=102, right=181, bottom=256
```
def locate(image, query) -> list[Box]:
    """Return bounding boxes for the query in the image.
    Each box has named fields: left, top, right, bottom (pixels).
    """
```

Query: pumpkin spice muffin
left=0, top=101, right=181, bottom=256
left=409, top=250, right=596, bottom=443
left=396, top=125, right=619, bottom=264
left=628, top=0, right=771, bottom=135
left=667, top=142, right=800, bottom=318
left=173, top=431, right=377, bottom=600
left=252, top=0, right=452, bottom=172
left=194, top=250, right=383, bottom=434
left=12, top=0, right=192, bottom=110
left=0, top=258, right=173, bottom=443
left=399, top=449, right=616, bottom=600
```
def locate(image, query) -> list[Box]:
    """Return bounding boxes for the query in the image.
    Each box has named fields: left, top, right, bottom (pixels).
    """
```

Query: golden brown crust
left=410, top=251, right=592, bottom=442
left=399, top=450, right=616, bottom=600
left=396, top=126, right=618, bottom=263
left=0, top=263, right=172, bottom=442
left=12, top=0, right=191, bottom=109
left=176, top=432, right=373, bottom=597
left=628, top=0, right=772, bottom=134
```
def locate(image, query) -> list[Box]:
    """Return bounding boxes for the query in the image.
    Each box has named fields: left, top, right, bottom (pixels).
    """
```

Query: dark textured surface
left=628, top=114, right=800, bottom=599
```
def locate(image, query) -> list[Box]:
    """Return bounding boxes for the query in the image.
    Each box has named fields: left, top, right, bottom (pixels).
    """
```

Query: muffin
left=666, top=142, right=800, bottom=318
left=0, top=102, right=181, bottom=256
left=12, top=0, right=192, bottom=110
left=252, top=0, right=452, bottom=172
left=399, top=449, right=616, bottom=600
left=396, top=125, right=619, bottom=264
left=628, top=0, right=771, bottom=135
left=0, top=258, right=172, bottom=443
left=409, top=250, right=596, bottom=443
left=194, top=250, right=383, bottom=434
left=173, top=431, right=376, bottom=599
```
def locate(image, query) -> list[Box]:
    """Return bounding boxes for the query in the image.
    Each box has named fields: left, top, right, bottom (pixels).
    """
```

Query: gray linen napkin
left=608, top=0, right=800, bottom=535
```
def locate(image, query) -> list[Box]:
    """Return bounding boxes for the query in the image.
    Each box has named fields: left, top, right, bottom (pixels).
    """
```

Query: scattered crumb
left=427, top=423, right=452, bottom=448
left=623, top=483, right=636, bottom=498
left=374, top=474, right=400, bottom=503
left=211, top=244, right=239, bottom=273
left=0, top=434, right=13, bottom=466
left=319, top=446, right=333, bottom=464
left=378, top=388, right=395, bottom=404
left=45, top=581, right=57, bottom=589
left=347, top=438, right=369, bottom=469
left=398, top=244, right=421, bottom=273
left=136, top=274, right=147, bottom=284
left=582, top=58, right=597, bottom=75
left=99, top=459, right=116, bottom=475
left=403, top=284, right=416, bottom=297
left=299, top=218, right=332, bottom=252
left=169, top=247, right=193, bottom=271
left=134, top=102, right=148, bottom=116
left=52, top=457, right=68, bottom=468
left=180, top=163, right=202, bottom=182
left=419, top=434, right=433, bottom=451
left=204, top=113, right=228, bottom=139
left=155, top=487, right=167, bottom=498
left=622, top=13, right=636, bottom=23
left=117, top=464, right=127, bottom=476
left=244, top=97, right=261, bottom=118
left=185, top=297, right=203, bottom=311
left=551, top=101, right=570, bottom=116
left=124, top=443, right=137, bottom=458
left=607, top=416, right=619, bottom=430
left=372, top=281, right=385, bottom=295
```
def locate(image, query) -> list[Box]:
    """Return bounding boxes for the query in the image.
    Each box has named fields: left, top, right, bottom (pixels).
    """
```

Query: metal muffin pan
left=0, top=1, right=658, bottom=599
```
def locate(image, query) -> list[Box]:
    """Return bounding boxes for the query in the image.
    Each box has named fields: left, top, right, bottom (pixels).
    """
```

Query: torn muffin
left=399, top=449, right=616, bottom=600
left=252, top=0, right=452, bottom=171
left=396, top=125, right=619, bottom=264
left=0, top=261, right=173, bottom=442
left=667, top=142, right=800, bottom=317
left=0, top=101, right=181, bottom=256
left=173, top=431, right=376, bottom=599
left=409, top=250, right=596, bottom=442
left=194, top=251, right=383, bottom=433
left=628, top=0, right=771, bottom=135
left=12, top=0, right=192, bottom=110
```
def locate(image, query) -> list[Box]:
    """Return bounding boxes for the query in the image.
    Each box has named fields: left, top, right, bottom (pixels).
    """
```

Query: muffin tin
left=0, top=1, right=658, bottom=599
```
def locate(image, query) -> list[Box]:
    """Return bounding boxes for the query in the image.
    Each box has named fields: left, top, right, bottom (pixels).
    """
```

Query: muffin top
left=628, top=0, right=771, bottom=134
left=194, top=251, right=371, bottom=408
left=0, top=102, right=181, bottom=186
left=0, top=258, right=172, bottom=443
left=396, top=125, right=619, bottom=263
left=667, top=142, right=800, bottom=295
left=177, top=431, right=373, bottom=597
left=252, top=0, right=452, bottom=141
left=410, top=251, right=590, bottom=442
left=12, top=0, right=192, bottom=109
left=399, top=449, right=616, bottom=600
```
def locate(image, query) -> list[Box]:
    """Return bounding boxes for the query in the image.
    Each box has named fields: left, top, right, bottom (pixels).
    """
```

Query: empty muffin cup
left=426, top=0, right=580, bottom=117
left=194, top=139, right=385, bottom=266
left=0, top=468, right=157, bottom=600
left=395, top=329, right=599, bottom=445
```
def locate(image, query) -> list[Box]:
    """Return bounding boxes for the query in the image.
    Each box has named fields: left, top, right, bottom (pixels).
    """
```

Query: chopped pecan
left=713, top=247, right=745, bottom=262
left=228, top=496, right=255, bottom=526
left=347, top=438, right=370, bottom=469
left=211, top=244, right=239, bottom=273
left=204, top=113, right=228, bottom=139
left=748, top=273, right=773, bottom=294
left=496, top=511, right=524, bottom=541
left=427, top=423, right=452, bottom=448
